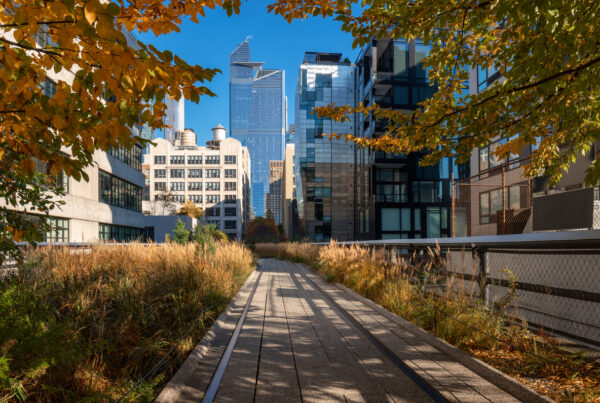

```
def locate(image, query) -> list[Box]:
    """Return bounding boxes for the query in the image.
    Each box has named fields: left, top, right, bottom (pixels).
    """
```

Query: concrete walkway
left=156, top=259, right=550, bottom=402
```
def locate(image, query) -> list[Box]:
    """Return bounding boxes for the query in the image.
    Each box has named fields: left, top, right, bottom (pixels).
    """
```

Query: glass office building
left=229, top=39, right=286, bottom=217
left=295, top=52, right=355, bottom=241
left=354, top=38, right=469, bottom=239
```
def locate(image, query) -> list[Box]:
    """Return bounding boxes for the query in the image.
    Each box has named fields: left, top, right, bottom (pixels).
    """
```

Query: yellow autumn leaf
left=85, top=1, right=97, bottom=24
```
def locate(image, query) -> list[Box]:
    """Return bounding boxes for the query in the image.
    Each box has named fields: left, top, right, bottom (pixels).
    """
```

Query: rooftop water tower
left=212, top=124, right=227, bottom=141
left=181, top=128, right=197, bottom=147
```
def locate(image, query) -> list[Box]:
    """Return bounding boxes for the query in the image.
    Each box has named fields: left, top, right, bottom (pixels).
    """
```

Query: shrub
left=171, top=218, right=190, bottom=244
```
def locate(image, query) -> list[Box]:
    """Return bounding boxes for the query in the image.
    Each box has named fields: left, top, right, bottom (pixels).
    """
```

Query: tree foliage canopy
left=0, top=0, right=241, bottom=253
left=269, top=0, right=600, bottom=185
left=244, top=217, right=280, bottom=244
left=177, top=200, right=203, bottom=219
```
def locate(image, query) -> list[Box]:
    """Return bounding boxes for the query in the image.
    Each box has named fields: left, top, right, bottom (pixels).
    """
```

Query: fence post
left=501, top=166, right=506, bottom=235
left=474, top=247, right=489, bottom=307
left=451, top=173, right=456, bottom=237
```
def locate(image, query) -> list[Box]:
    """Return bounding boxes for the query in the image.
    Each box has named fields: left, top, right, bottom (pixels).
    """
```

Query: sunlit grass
left=1, top=242, right=255, bottom=402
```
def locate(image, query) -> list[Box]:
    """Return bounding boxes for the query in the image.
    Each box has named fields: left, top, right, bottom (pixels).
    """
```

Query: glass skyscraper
left=295, top=52, right=355, bottom=241
left=229, top=39, right=286, bottom=218
left=354, top=38, right=469, bottom=240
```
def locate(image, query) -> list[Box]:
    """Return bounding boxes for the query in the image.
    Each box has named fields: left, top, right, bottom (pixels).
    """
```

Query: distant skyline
left=137, top=0, right=359, bottom=145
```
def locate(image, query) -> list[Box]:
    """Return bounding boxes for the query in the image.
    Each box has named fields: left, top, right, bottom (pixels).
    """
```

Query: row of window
left=156, top=168, right=235, bottom=178
left=154, top=155, right=237, bottom=165
left=380, top=206, right=449, bottom=239
left=99, top=223, right=145, bottom=242
left=155, top=181, right=237, bottom=192
left=205, top=207, right=238, bottom=217
left=154, top=194, right=237, bottom=204
left=99, top=170, right=142, bottom=212
left=206, top=220, right=237, bottom=230
left=479, top=137, right=521, bottom=173
left=108, top=145, right=143, bottom=171
left=26, top=215, right=69, bottom=243
left=479, top=185, right=524, bottom=224
left=375, top=181, right=450, bottom=204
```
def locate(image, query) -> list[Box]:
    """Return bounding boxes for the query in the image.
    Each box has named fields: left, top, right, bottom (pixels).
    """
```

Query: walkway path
left=156, top=259, right=549, bottom=402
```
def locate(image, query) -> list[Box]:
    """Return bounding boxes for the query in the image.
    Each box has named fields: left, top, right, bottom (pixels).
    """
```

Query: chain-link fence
left=348, top=234, right=600, bottom=347
left=452, top=168, right=533, bottom=237
left=452, top=169, right=600, bottom=237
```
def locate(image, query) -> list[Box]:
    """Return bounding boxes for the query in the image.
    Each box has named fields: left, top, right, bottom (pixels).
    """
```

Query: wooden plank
left=254, top=260, right=303, bottom=402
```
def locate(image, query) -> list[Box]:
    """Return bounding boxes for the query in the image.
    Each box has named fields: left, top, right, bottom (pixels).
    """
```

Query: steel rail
left=202, top=270, right=263, bottom=403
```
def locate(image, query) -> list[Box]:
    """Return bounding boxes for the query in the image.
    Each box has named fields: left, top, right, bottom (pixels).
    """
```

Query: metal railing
left=320, top=230, right=600, bottom=347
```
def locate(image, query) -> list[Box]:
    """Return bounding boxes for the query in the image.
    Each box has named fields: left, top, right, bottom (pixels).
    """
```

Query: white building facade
left=144, top=125, right=251, bottom=240
left=0, top=27, right=147, bottom=243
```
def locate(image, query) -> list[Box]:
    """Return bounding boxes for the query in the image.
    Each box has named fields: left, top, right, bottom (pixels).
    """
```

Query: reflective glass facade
left=295, top=53, right=355, bottom=241
left=230, top=39, right=286, bottom=217
left=354, top=39, right=469, bottom=240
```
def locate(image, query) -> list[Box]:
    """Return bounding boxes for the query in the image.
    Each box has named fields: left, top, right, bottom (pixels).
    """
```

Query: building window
left=415, top=42, right=432, bottom=83
left=315, top=73, right=332, bottom=88
left=479, top=137, right=521, bottom=173
left=170, top=155, right=184, bottom=164
left=477, top=65, right=501, bottom=92
left=27, top=215, right=69, bottom=243
left=375, top=168, right=408, bottom=203
left=206, top=194, right=220, bottom=203
left=188, top=182, right=202, bottom=191
left=154, top=182, right=166, bottom=191
left=224, top=155, right=236, bottom=164
left=188, top=169, right=202, bottom=178
left=225, top=182, right=236, bottom=191
left=172, top=195, right=185, bottom=202
left=99, top=223, right=145, bottom=242
left=189, top=195, right=202, bottom=203
left=154, top=169, right=166, bottom=178
left=206, top=207, right=220, bottom=217
left=206, top=182, right=220, bottom=191
left=34, top=157, right=68, bottom=193
left=224, top=194, right=236, bottom=203
left=108, top=145, right=142, bottom=171
left=170, top=169, right=184, bottom=178
left=154, top=155, right=166, bottom=165
left=188, top=155, right=202, bottom=165
left=41, top=79, right=56, bottom=98
left=225, top=169, right=236, bottom=178
left=224, top=207, right=237, bottom=217
left=208, top=220, right=220, bottom=229
left=34, top=25, right=50, bottom=47
left=224, top=220, right=236, bottom=230
left=98, top=170, right=142, bottom=212
left=170, top=182, right=184, bottom=191
left=413, top=181, right=443, bottom=203
left=205, top=169, right=220, bottom=178
left=205, top=155, right=220, bottom=164
left=479, top=185, right=522, bottom=224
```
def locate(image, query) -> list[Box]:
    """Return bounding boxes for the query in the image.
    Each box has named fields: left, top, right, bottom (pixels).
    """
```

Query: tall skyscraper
left=294, top=52, right=355, bottom=241
left=164, top=95, right=185, bottom=144
left=229, top=38, right=286, bottom=218
left=354, top=38, right=469, bottom=240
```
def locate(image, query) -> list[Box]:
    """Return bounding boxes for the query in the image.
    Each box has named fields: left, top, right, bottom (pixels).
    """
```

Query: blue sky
left=137, top=0, right=360, bottom=145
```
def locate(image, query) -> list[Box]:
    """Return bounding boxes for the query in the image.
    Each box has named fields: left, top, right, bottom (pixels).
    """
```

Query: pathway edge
left=326, top=273, right=552, bottom=402
left=155, top=268, right=260, bottom=402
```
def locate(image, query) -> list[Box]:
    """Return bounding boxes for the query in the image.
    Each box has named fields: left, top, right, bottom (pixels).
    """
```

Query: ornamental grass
left=1, top=242, right=255, bottom=402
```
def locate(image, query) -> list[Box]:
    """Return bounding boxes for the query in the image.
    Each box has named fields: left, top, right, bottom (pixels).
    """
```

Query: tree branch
left=425, top=55, right=600, bottom=128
